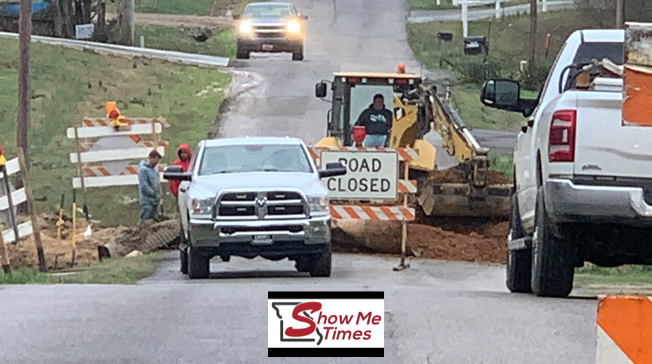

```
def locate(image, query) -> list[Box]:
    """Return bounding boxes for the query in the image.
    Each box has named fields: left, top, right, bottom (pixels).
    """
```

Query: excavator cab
left=314, top=65, right=512, bottom=220
left=314, top=68, right=437, bottom=172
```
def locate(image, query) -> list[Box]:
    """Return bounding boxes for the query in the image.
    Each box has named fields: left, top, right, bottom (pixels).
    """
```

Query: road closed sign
left=320, top=151, right=398, bottom=200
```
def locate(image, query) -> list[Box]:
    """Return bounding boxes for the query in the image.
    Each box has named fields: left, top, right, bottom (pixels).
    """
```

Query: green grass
left=136, top=24, right=235, bottom=58
left=134, top=0, right=254, bottom=16
left=407, top=9, right=619, bottom=131
left=576, top=264, right=652, bottom=285
left=0, top=37, right=230, bottom=227
left=0, top=252, right=165, bottom=284
left=488, top=154, right=513, bottom=177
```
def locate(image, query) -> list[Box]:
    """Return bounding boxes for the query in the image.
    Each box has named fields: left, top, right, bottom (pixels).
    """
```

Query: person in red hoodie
left=169, top=144, right=192, bottom=198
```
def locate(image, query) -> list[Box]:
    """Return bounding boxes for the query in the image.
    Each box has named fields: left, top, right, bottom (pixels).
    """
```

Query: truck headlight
left=308, top=195, right=329, bottom=213
left=239, top=20, right=252, bottom=33
left=191, top=198, right=213, bottom=215
left=286, top=20, right=300, bottom=34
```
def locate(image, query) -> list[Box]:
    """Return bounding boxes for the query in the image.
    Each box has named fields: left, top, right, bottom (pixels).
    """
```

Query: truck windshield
left=243, top=4, right=294, bottom=18
left=198, top=144, right=313, bottom=175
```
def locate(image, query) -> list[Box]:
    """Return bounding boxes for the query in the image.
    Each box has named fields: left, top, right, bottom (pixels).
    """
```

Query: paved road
left=0, top=1, right=602, bottom=363
left=0, top=253, right=598, bottom=364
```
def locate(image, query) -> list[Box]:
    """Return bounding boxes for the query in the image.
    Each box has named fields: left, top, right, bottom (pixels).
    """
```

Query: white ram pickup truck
left=479, top=29, right=652, bottom=298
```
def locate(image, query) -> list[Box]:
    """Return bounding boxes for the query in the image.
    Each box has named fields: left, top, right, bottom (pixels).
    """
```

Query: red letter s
left=285, top=301, right=322, bottom=337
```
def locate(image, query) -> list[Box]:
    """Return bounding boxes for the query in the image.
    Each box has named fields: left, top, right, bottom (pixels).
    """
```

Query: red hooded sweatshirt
left=169, top=144, right=192, bottom=197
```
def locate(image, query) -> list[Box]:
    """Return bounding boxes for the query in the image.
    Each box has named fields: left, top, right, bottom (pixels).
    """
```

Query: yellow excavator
left=313, top=65, right=511, bottom=219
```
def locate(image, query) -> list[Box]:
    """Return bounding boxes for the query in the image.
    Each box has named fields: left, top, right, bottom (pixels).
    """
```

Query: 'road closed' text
left=319, top=151, right=398, bottom=200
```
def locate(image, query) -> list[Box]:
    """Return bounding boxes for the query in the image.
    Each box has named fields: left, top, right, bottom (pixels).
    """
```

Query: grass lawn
left=407, top=9, right=617, bottom=131
left=0, top=252, right=165, bottom=284
left=0, top=37, right=230, bottom=228
left=576, top=264, right=652, bottom=285
left=134, top=0, right=254, bottom=16
left=136, top=24, right=235, bottom=58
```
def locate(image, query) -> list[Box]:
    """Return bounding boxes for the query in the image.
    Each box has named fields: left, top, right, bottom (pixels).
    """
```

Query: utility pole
left=126, top=0, right=134, bottom=45
left=527, top=0, right=537, bottom=66
left=616, top=0, right=624, bottom=29
left=16, top=0, right=32, bottom=201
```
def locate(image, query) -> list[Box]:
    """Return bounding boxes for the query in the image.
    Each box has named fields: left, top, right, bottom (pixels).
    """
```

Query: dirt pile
left=332, top=220, right=508, bottom=264
left=3, top=214, right=179, bottom=271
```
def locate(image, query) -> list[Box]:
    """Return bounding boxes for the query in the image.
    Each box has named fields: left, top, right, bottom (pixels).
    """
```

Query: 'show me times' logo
left=268, top=291, right=384, bottom=357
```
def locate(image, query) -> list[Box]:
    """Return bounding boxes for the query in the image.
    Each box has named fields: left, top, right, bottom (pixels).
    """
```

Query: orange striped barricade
left=67, top=117, right=170, bottom=189
left=308, top=146, right=418, bottom=271
left=595, top=295, right=652, bottom=364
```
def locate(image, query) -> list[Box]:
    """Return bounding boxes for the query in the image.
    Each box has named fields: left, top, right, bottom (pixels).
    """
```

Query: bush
left=516, top=63, right=551, bottom=91
left=454, top=60, right=501, bottom=85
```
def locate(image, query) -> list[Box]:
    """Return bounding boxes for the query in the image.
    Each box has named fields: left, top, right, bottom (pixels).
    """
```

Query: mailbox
left=463, top=36, right=487, bottom=56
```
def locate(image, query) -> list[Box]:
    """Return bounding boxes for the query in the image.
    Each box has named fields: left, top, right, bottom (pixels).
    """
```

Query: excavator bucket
left=417, top=180, right=512, bottom=218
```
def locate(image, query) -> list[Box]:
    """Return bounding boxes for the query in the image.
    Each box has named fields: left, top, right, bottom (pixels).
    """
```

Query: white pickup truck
left=479, top=29, right=652, bottom=298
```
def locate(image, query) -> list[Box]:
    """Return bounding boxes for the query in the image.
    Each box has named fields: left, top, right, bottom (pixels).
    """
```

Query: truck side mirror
left=299, top=14, right=308, bottom=20
left=480, top=79, right=521, bottom=111
left=315, top=82, right=327, bottom=98
left=318, top=162, right=346, bottom=179
left=163, top=165, right=192, bottom=181
left=233, top=14, right=241, bottom=20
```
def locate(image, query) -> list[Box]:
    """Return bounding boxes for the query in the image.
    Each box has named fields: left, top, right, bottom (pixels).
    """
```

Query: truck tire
left=308, top=249, right=331, bottom=277
left=180, top=249, right=188, bottom=274
left=179, top=227, right=188, bottom=274
left=531, top=186, right=574, bottom=298
left=292, top=44, right=304, bottom=61
left=506, top=193, right=532, bottom=293
left=236, top=48, right=250, bottom=59
left=187, top=247, right=210, bottom=279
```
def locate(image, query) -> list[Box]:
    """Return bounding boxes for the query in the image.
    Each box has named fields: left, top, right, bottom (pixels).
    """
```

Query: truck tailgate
left=573, top=92, right=652, bottom=179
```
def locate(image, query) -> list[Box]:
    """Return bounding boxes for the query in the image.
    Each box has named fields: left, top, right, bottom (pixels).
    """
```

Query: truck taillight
left=548, top=109, right=576, bottom=163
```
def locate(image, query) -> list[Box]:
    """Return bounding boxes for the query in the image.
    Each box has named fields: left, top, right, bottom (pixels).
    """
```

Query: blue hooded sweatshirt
left=137, top=159, right=161, bottom=205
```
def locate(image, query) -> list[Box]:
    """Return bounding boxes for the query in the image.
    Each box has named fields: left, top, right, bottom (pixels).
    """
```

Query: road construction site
left=0, top=1, right=642, bottom=363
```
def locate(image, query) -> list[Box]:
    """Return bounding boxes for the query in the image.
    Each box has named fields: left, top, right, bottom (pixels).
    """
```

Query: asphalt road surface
left=0, top=253, right=598, bottom=364
left=0, top=1, right=601, bottom=363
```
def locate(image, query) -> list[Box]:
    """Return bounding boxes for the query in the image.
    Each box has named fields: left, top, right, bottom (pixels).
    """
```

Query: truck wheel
left=292, top=44, right=304, bottom=61
left=308, top=249, right=331, bottom=277
left=531, top=186, right=574, bottom=297
left=180, top=249, right=189, bottom=274
left=187, top=247, right=210, bottom=279
left=236, top=48, right=250, bottom=59
left=179, top=227, right=188, bottom=274
left=506, top=193, right=532, bottom=293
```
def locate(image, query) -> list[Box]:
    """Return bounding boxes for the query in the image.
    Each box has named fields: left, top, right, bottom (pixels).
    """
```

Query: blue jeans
left=363, top=134, right=387, bottom=147
left=139, top=203, right=159, bottom=224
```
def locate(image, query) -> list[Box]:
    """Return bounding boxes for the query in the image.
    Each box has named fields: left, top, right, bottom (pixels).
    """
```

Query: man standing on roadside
left=354, top=93, right=394, bottom=147
left=168, top=144, right=192, bottom=199
left=138, top=150, right=162, bottom=226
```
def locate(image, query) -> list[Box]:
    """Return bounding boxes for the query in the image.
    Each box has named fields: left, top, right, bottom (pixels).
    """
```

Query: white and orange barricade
left=66, top=104, right=170, bottom=189
left=595, top=295, right=652, bottom=364
left=309, top=146, right=418, bottom=270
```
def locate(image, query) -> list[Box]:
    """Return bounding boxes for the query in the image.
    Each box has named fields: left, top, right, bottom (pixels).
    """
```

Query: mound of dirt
left=3, top=213, right=179, bottom=271
left=332, top=220, right=508, bottom=264
left=427, top=166, right=511, bottom=185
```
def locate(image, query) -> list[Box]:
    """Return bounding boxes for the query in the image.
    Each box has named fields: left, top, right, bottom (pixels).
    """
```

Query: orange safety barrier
left=595, top=295, right=652, bottom=364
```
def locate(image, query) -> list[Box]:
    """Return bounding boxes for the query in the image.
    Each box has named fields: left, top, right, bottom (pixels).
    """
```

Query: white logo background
left=268, top=298, right=384, bottom=348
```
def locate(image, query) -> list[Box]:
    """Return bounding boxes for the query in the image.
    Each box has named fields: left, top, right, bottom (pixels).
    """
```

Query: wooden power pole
left=16, top=0, right=32, bottom=200
left=527, top=0, right=538, bottom=66
left=616, top=0, right=625, bottom=28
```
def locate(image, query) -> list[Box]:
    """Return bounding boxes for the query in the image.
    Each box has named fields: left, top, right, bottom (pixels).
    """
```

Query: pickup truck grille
left=215, top=190, right=307, bottom=219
